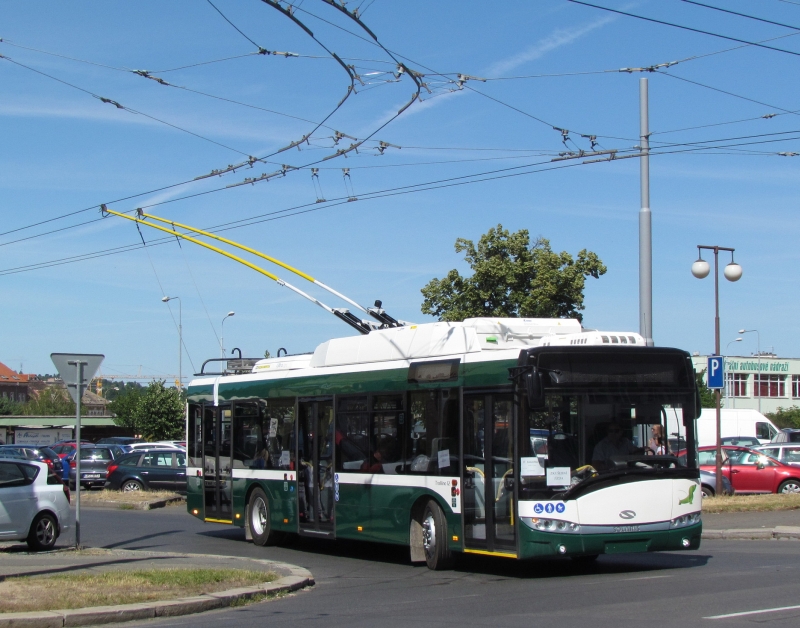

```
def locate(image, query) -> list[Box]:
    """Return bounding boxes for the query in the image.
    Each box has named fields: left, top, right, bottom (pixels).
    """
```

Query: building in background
left=692, top=354, right=800, bottom=415
left=0, top=361, right=36, bottom=404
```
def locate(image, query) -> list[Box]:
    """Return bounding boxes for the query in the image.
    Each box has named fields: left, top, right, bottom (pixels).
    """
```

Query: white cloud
left=486, top=16, right=615, bottom=77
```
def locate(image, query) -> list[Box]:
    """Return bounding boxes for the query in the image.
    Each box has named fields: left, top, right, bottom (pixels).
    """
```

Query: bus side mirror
left=526, top=369, right=545, bottom=410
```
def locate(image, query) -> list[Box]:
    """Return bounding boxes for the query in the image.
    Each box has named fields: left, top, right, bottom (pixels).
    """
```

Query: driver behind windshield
left=591, top=419, right=639, bottom=470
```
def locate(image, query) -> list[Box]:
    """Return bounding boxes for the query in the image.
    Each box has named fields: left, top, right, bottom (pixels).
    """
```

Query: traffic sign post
left=707, top=356, right=724, bottom=390
left=50, top=353, right=104, bottom=548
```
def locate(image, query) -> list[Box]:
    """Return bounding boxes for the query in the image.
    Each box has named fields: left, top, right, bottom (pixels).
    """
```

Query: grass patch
left=79, top=489, right=183, bottom=504
left=703, top=493, right=800, bottom=513
left=0, top=568, right=278, bottom=613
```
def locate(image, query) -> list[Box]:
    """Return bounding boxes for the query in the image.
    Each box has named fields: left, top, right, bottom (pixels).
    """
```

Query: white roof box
left=310, top=322, right=480, bottom=368
left=462, top=317, right=582, bottom=350
left=540, top=331, right=645, bottom=347
left=251, top=353, right=313, bottom=373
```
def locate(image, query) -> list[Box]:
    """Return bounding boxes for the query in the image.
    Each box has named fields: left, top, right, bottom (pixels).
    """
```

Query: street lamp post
left=691, top=245, right=742, bottom=495
left=739, top=328, right=761, bottom=413
left=221, top=311, right=235, bottom=359
left=162, top=296, right=182, bottom=389
left=725, top=337, right=742, bottom=408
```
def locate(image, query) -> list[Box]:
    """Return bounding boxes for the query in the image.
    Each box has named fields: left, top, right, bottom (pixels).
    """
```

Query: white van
left=695, top=409, right=779, bottom=447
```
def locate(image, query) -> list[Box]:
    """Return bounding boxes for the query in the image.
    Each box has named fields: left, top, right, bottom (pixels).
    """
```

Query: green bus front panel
left=233, top=478, right=299, bottom=532
left=187, top=476, right=204, bottom=518
left=517, top=522, right=702, bottom=559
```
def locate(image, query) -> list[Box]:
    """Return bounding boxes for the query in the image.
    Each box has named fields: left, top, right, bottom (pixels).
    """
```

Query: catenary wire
left=205, top=0, right=264, bottom=51
left=681, top=1, right=800, bottom=31
left=567, top=0, right=800, bottom=57
left=2, top=139, right=796, bottom=277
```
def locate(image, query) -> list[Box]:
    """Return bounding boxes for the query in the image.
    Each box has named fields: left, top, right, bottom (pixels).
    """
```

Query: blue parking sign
left=707, top=355, right=724, bottom=389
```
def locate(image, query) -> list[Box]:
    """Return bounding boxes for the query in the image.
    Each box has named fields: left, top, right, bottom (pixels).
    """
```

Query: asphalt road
left=76, top=505, right=800, bottom=628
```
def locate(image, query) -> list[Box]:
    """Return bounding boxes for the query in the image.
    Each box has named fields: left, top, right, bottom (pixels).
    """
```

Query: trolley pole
left=639, top=78, right=653, bottom=347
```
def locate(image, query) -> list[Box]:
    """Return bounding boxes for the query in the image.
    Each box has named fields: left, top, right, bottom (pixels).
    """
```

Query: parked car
left=106, top=449, right=186, bottom=492
left=755, top=443, right=800, bottom=467
left=50, top=441, right=94, bottom=459
left=772, top=428, right=800, bottom=443
left=127, top=442, right=185, bottom=452
left=95, top=437, right=144, bottom=446
left=699, top=469, right=734, bottom=498
left=0, top=445, right=64, bottom=475
left=66, top=446, right=116, bottom=490
left=683, top=445, right=800, bottom=494
left=0, top=458, right=71, bottom=550
left=721, top=436, right=761, bottom=447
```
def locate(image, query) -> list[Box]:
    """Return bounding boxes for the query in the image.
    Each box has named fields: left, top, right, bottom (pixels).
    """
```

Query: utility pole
left=639, top=77, right=653, bottom=347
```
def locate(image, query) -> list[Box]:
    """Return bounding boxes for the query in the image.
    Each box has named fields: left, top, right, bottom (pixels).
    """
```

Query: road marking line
left=705, top=604, right=800, bottom=619
left=621, top=575, right=672, bottom=581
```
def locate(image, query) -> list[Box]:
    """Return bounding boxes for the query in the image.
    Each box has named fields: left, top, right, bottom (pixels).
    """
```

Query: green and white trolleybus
left=186, top=317, right=702, bottom=569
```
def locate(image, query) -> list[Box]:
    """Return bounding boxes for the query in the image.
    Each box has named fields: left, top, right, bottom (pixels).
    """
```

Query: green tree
left=134, top=380, right=184, bottom=440
left=766, top=406, right=800, bottom=429
left=22, top=387, right=76, bottom=416
left=695, top=369, right=716, bottom=408
left=0, top=397, right=23, bottom=416
left=109, top=387, right=143, bottom=431
left=420, top=225, right=607, bottom=322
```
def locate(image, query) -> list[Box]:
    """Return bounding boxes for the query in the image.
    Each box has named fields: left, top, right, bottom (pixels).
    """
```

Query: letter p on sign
left=707, top=356, right=724, bottom=389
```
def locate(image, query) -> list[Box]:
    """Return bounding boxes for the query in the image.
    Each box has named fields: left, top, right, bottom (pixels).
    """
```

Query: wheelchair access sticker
left=533, top=502, right=566, bottom=515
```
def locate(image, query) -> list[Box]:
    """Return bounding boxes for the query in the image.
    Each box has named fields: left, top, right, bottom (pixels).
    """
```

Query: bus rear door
left=203, top=403, right=233, bottom=523
left=298, top=399, right=335, bottom=536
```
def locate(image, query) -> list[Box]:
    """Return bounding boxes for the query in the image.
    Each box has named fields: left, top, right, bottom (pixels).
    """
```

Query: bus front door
left=203, top=403, right=233, bottom=522
left=298, top=399, right=334, bottom=536
left=462, top=393, right=517, bottom=555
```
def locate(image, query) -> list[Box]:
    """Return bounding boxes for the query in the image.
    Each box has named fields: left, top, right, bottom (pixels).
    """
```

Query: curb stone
left=702, top=526, right=800, bottom=541
left=0, top=558, right=313, bottom=628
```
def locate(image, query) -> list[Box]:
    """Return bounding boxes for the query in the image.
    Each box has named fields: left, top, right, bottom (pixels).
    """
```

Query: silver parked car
left=755, top=443, right=800, bottom=467
left=0, top=458, right=71, bottom=550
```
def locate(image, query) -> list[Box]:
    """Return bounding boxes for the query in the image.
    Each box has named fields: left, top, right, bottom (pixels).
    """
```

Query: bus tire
left=248, top=487, right=281, bottom=546
left=421, top=499, right=453, bottom=570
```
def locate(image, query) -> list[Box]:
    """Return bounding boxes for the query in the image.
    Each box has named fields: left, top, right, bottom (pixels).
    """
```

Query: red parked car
left=684, top=446, right=800, bottom=494
left=50, top=441, right=94, bottom=460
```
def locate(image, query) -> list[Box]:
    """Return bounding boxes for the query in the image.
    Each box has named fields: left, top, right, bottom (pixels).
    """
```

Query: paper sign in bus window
left=521, top=456, right=545, bottom=476
left=546, top=467, right=571, bottom=486
left=437, top=449, right=451, bottom=469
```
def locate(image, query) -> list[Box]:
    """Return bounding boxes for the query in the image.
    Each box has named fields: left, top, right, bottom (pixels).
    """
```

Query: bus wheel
left=249, top=488, right=280, bottom=546
left=421, top=500, right=453, bottom=570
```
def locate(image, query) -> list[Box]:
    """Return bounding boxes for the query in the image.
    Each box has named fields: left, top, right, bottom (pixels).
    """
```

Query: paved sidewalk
left=702, top=509, right=800, bottom=541
left=0, top=547, right=314, bottom=627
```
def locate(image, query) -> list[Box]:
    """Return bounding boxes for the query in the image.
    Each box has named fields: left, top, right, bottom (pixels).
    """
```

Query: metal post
left=712, top=248, right=723, bottom=496
left=639, top=78, right=653, bottom=346
left=178, top=299, right=182, bottom=391
left=74, top=360, right=84, bottom=548
left=756, top=332, right=761, bottom=413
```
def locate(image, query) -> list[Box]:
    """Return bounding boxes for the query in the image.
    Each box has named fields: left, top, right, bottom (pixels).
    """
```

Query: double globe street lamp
left=691, top=246, right=742, bottom=495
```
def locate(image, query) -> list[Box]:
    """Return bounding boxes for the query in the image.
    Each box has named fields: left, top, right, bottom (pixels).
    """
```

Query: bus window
left=232, top=403, right=261, bottom=469
left=265, top=399, right=295, bottom=470
left=407, top=390, right=458, bottom=475
left=188, top=404, right=202, bottom=468
left=336, top=397, right=369, bottom=471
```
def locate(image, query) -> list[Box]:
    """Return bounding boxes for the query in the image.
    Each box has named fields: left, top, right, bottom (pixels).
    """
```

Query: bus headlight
left=524, top=517, right=580, bottom=533
left=670, top=512, right=701, bottom=528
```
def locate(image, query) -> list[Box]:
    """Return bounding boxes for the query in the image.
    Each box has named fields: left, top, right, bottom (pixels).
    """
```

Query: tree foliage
left=420, top=225, right=607, bottom=322
left=0, top=397, right=23, bottom=416
left=766, top=406, right=800, bottom=429
left=695, top=369, right=716, bottom=408
left=109, top=387, right=143, bottom=431
left=22, top=387, right=76, bottom=416
left=133, top=380, right=184, bottom=441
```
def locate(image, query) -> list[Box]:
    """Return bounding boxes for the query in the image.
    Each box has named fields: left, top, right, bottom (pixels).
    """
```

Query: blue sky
left=2, top=0, right=799, bottom=383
